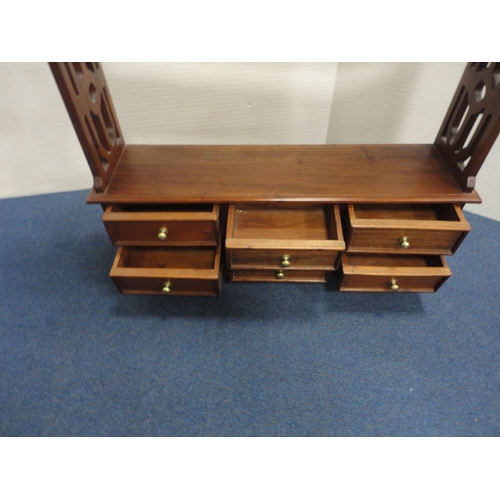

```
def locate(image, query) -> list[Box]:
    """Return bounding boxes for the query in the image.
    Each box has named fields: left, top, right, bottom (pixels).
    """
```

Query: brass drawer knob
left=276, top=270, right=285, bottom=280
left=399, top=236, right=410, bottom=249
left=162, top=280, right=172, bottom=293
left=281, top=255, right=291, bottom=268
left=158, top=227, right=168, bottom=241
left=389, top=278, right=399, bottom=292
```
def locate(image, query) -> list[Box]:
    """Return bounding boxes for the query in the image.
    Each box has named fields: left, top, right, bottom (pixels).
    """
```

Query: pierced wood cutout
left=435, top=62, right=500, bottom=192
left=50, top=62, right=125, bottom=192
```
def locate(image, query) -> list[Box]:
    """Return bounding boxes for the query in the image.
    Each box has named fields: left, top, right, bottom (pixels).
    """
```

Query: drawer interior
left=116, top=247, right=218, bottom=270
left=352, top=204, right=461, bottom=222
left=229, top=204, right=339, bottom=241
left=344, top=253, right=444, bottom=268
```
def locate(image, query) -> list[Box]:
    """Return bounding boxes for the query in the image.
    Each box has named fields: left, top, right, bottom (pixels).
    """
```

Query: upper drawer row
left=103, top=203, right=470, bottom=256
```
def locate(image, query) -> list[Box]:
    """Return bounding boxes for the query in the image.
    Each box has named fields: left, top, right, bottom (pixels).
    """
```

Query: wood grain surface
left=86, top=144, right=482, bottom=205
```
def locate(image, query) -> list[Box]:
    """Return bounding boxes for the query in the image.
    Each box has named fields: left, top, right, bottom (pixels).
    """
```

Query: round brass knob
left=162, top=280, right=172, bottom=293
left=276, top=270, right=285, bottom=280
left=281, top=255, right=291, bottom=268
left=399, top=236, right=410, bottom=249
left=158, top=227, right=168, bottom=241
left=389, top=278, right=399, bottom=292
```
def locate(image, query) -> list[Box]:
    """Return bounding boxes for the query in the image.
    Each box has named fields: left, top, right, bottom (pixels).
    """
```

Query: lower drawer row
left=109, top=246, right=452, bottom=296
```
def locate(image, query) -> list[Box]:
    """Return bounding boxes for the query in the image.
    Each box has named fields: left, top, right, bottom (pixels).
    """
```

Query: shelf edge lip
left=86, top=191, right=482, bottom=205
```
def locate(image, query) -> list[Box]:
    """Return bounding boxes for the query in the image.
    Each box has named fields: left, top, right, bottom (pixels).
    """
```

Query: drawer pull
left=276, top=270, right=285, bottom=280
left=399, top=236, right=410, bottom=249
left=281, top=255, right=291, bottom=268
left=157, top=227, right=168, bottom=241
left=162, top=280, right=172, bottom=293
left=389, top=278, right=399, bottom=292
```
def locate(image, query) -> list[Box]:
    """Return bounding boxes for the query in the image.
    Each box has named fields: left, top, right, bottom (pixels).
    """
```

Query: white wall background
left=1, top=62, right=499, bottom=221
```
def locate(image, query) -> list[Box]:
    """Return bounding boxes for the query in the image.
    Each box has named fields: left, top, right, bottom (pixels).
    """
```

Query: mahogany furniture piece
left=50, top=62, right=500, bottom=295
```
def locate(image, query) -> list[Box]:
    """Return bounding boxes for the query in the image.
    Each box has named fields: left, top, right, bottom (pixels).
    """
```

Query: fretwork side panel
left=435, top=62, right=500, bottom=192
left=50, top=62, right=125, bottom=193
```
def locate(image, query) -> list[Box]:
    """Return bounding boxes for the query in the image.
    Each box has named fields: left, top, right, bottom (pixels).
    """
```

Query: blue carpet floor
left=1, top=190, right=499, bottom=436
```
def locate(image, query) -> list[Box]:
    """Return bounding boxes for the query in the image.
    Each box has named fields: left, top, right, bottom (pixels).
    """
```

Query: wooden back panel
left=49, top=62, right=125, bottom=193
left=435, top=62, right=500, bottom=192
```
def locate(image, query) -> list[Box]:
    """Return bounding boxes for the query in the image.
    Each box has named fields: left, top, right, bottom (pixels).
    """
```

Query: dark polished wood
left=103, top=205, right=220, bottom=246
left=50, top=62, right=125, bottom=193
left=225, top=204, right=344, bottom=274
left=49, top=62, right=500, bottom=294
left=230, top=269, right=328, bottom=283
left=342, top=204, right=470, bottom=255
left=336, top=254, right=451, bottom=292
left=436, top=62, right=500, bottom=192
left=110, top=246, right=221, bottom=296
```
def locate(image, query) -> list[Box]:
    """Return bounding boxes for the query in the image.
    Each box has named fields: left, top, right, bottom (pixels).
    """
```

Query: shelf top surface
left=87, top=144, right=481, bottom=204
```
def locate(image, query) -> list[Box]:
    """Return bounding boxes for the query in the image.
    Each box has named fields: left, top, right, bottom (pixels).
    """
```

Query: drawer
left=103, top=204, right=220, bottom=246
left=230, top=269, right=328, bottom=283
left=110, top=246, right=221, bottom=296
left=336, top=253, right=451, bottom=292
left=225, top=204, right=345, bottom=270
left=343, top=204, right=470, bottom=254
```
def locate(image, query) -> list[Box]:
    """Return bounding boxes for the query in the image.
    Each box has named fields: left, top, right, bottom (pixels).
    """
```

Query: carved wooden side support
left=435, top=62, right=500, bottom=192
left=50, top=63, right=125, bottom=193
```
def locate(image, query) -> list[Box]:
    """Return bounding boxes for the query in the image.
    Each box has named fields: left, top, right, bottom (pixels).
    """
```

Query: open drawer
left=336, top=253, right=451, bottom=292
left=343, top=204, right=470, bottom=254
left=225, top=204, right=345, bottom=271
left=103, top=204, right=220, bottom=246
left=110, top=246, right=221, bottom=296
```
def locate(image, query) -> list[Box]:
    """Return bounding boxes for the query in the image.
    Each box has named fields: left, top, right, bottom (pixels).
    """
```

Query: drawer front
left=336, top=254, right=451, bottom=293
left=109, top=246, right=221, bottom=296
left=347, top=227, right=467, bottom=254
left=230, top=269, right=328, bottom=283
left=103, top=205, right=220, bottom=246
left=344, top=204, right=470, bottom=254
left=337, top=273, right=449, bottom=293
left=111, top=276, right=221, bottom=296
left=227, top=248, right=341, bottom=270
left=105, top=220, right=219, bottom=246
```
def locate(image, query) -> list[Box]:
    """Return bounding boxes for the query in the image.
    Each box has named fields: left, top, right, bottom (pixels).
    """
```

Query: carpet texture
left=1, top=190, right=499, bottom=436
